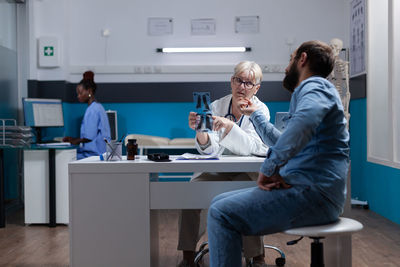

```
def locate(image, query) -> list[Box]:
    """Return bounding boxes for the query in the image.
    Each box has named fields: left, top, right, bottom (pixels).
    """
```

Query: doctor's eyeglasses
left=232, top=76, right=258, bottom=90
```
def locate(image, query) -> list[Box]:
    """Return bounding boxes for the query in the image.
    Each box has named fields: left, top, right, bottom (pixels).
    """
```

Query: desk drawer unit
left=24, top=149, right=76, bottom=224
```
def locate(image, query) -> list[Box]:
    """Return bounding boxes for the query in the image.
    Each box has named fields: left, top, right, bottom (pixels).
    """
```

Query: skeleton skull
left=330, top=38, right=343, bottom=57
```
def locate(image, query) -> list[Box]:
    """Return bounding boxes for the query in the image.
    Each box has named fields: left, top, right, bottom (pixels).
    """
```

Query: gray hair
left=234, top=61, right=263, bottom=84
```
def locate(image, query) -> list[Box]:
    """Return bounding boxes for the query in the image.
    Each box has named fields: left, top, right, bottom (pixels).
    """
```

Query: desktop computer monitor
left=22, top=98, right=64, bottom=142
left=106, top=110, right=118, bottom=141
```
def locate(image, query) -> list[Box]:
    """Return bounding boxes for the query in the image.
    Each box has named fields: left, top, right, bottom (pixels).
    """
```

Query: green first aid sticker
left=44, top=46, right=54, bottom=56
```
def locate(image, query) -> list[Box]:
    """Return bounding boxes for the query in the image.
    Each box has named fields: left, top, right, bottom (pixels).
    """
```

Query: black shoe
left=177, top=259, right=195, bottom=267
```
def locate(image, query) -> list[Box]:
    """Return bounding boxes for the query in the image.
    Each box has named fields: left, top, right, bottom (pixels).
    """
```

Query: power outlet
left=134, top=66, right=143, bottom=73
left=143, top=66, right=152, bottom=73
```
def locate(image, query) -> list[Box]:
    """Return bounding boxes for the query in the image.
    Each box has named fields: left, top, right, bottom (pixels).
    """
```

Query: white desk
left=24, top=148, right=76, bottom=225
left=69, top=155, right=353, bottom=267
left=68, top=155, right=262, bottom=267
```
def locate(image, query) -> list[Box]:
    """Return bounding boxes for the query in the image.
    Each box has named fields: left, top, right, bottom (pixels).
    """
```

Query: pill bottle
left=127, top=139, right=138, bottom=160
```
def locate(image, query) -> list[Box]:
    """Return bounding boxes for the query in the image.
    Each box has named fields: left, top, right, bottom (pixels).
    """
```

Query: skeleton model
left=328, top=38, right=351, bottom=128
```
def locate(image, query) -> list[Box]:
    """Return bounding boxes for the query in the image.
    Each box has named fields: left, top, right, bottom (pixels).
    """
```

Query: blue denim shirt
left=250, top=76, right=350, bottom=209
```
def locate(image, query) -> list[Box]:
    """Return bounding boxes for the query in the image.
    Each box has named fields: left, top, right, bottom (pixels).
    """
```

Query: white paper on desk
left=177, top=146, right=224, bottom=160
left=178, top=153, right=219, bottom=160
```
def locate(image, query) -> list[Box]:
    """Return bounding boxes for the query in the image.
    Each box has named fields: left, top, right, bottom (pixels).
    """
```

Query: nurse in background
left=63, top=71, right=111, bottom=159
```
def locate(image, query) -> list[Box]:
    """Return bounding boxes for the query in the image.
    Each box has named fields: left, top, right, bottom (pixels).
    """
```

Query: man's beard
left=283, top=62, right=299, bottom=92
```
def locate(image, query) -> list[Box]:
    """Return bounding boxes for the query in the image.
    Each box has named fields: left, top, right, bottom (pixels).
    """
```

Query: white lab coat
left=196, top=94, right=270, bottom=156
left=186, top=95, right=270, bottom=254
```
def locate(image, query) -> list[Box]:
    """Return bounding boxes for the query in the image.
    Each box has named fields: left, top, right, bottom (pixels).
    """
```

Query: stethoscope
left=225, top=98, right=244, bottom=127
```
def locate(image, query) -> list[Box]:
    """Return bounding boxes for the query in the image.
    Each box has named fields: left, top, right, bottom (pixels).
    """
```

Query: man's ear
left=298, top=52, right=308, bottom=67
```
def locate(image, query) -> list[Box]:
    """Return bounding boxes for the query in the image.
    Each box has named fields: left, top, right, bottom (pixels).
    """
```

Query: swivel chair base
left=194, top=241, right=286, bottom=267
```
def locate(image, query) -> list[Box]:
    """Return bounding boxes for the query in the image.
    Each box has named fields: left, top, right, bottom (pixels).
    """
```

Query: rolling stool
left=284, top=217, right=363, bottom=267
left=193, top=241, right=286, bottom=266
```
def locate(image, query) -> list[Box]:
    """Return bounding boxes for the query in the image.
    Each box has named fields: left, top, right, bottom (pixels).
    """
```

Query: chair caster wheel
left=276, top=257, right=285, bottom=266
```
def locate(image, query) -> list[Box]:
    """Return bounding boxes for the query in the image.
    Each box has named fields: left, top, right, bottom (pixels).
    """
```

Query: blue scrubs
left=77, top=101, right=111, bottom=159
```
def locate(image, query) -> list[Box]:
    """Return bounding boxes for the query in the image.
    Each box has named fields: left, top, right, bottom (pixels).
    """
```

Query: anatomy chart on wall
left=350, top=0, right=366, bottom=76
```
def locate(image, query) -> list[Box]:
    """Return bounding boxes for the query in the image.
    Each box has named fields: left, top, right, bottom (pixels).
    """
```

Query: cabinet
left=24, top=149, right=76, bottom=224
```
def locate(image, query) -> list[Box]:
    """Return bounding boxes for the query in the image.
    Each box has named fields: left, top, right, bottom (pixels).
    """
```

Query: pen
left=104, top=138, right=117, bottom=160
left=118, top=134, right=126, bottom=143
left=104, top=138, right=113, bottom=149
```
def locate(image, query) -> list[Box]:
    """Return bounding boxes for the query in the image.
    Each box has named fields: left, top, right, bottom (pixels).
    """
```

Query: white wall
left=28, top=0, right=350, bottom=82
left=0, top=1, right=17, bottom=50
left=394, top=0, right=400, bottom=163
left=367, top=0, right=400, bottom=169
left=367, top=0, right=391, bottom=163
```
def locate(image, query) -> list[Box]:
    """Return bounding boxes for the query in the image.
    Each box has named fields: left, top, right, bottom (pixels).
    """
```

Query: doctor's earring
left=88, top=94, right=92, bottom=98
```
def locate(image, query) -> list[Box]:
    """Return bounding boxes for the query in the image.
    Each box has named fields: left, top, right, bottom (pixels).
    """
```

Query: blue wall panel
left=348, top=99, right=367, bottom=200
left=350, top=99, right=400, bottom=225
left=102, top=102, right=196, bottom=139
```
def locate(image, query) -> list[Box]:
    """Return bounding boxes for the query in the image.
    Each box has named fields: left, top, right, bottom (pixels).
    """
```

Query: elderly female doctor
left=178, top=61, right=270, bottom=267
left=63, top=71, right=111, bottom=160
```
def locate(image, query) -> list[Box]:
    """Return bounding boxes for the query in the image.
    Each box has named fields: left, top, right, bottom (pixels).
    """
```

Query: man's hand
left=236, top=98, right=257, bottom=116
left=257, top=172, right=292, bottom=191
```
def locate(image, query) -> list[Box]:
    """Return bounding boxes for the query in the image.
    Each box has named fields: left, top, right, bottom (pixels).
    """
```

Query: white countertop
left=68, top=155, right=265, bottom=174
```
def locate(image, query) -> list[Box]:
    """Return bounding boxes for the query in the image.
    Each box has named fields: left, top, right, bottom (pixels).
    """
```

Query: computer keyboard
left=36, top=142, right=72, bottom=147
left=38, top=140, right=61, bottom=144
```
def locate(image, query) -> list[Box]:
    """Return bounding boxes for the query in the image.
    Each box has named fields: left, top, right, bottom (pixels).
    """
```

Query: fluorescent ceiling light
left=157, top=47, right=251, bottom=53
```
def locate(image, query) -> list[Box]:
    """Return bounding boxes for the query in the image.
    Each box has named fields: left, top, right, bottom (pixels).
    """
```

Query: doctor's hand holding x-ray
left=188, top=112, right=234, bottom=142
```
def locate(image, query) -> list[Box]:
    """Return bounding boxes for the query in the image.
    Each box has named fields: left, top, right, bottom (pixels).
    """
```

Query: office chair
left=284, top=217, right=363, bottom=267
left=193, top=241, right=286, bottom=267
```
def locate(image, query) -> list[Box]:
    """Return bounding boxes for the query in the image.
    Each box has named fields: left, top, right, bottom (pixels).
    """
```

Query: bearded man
left=206, top=40, right=350, bottom=267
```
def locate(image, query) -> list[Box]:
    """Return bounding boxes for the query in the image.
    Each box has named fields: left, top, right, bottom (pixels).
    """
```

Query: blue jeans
left=207, top=184, right=342, bottom=267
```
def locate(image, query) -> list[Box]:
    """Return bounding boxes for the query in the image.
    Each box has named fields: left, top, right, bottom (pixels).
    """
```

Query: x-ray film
left=193, top=92, right=213, bottom=132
